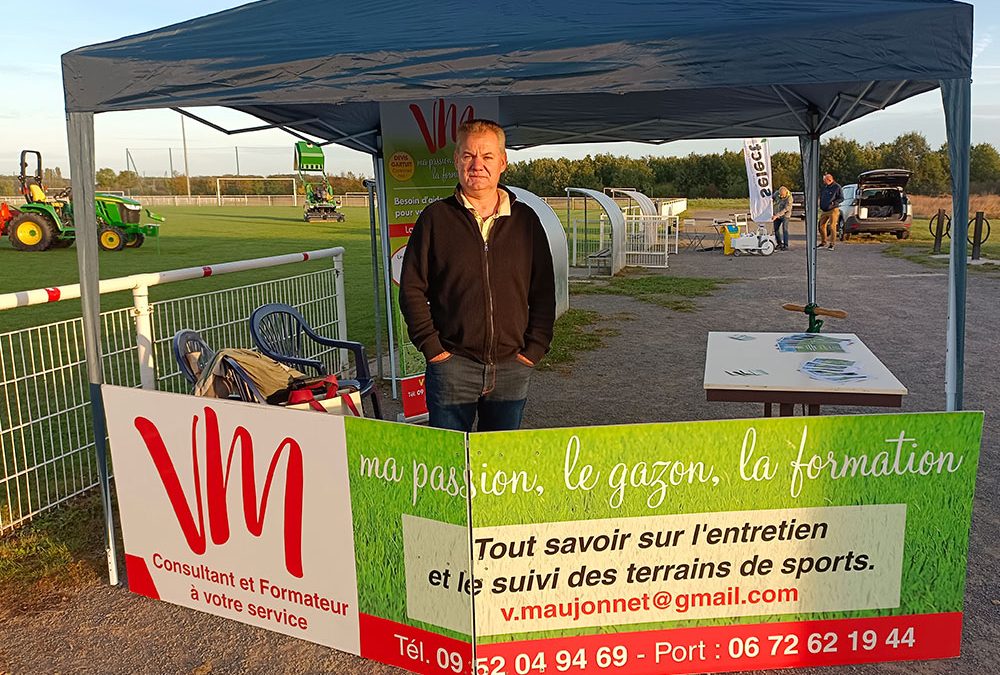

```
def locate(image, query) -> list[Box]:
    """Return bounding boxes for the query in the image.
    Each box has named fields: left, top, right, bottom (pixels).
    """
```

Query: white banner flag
left=743, top=138, right=773, bottom=223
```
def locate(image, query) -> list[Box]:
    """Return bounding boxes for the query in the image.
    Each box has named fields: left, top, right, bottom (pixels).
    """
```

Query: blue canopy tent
left=62, top=0, right=974, bottom=580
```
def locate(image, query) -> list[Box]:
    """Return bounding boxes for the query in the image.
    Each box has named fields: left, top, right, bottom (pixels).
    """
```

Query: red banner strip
left=124, top=554, right=160, bottom=600
left=360, top=613, right=473, bottom=675
left=477, top=612, right=962, bottom=674
left=390, top=223, right=416, bottom=239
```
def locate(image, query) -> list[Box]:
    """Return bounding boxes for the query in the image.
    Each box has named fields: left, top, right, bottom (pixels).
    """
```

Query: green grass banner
left=467, top=412, right=982, bottom=673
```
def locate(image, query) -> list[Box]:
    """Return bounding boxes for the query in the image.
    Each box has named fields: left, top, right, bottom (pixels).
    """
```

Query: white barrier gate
left=623, top=214, right=677, bottom=268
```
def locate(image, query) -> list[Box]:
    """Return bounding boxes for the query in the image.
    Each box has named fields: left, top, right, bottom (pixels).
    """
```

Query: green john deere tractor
left=295, top=142, right=345, bottom=222
left=6, top=150, right=164, bottom=252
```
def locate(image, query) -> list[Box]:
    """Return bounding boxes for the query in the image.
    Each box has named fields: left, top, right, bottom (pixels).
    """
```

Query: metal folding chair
left=680, top=219, right=706, bottom=251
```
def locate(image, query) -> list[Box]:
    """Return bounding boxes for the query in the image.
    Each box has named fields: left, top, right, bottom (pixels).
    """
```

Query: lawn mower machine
left=295, top=142, right=345, bottom=223
left=5, top=150, right=164, bottom=252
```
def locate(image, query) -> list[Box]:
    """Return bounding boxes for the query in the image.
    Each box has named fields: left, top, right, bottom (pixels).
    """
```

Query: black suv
left=838, top=169, right=913, bottom=240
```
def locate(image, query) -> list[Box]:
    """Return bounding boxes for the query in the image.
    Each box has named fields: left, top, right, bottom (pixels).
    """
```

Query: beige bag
left=194, top=348, right=306, bottom=400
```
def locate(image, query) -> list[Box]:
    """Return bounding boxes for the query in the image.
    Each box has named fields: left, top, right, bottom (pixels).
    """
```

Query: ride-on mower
left=295, top=142, right=345, bottom=222
left=5, top=150, right=164, bottom=252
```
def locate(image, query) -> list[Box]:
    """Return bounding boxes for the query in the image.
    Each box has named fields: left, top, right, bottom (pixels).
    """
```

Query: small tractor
left=4, top=150, right=164, bottom=252
left=295, top=142, right=345, bottom=222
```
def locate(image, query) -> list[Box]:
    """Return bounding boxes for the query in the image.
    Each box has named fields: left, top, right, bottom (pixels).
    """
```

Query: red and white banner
left=104, top=386, right=361, bottom=652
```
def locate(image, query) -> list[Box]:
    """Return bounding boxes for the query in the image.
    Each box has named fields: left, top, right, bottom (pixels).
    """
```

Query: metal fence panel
left=1, top=266, right=343, bottom=534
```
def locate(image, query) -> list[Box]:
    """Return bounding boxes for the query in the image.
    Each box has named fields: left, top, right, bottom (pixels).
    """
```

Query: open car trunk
left=857, top=169, right=911, bottom=221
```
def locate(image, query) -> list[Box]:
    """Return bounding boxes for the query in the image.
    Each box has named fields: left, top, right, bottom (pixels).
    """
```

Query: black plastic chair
left=172, top=329, right=216, bottom=385
left=249, top=304, right=382, bottom=419
left=171, top=329, right=266, bottom=404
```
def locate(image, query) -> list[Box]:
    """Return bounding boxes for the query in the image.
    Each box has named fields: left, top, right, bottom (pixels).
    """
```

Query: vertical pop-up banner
left=743, top=138, right=773, bottom=223
left=379, top=97, right=499, bottom=417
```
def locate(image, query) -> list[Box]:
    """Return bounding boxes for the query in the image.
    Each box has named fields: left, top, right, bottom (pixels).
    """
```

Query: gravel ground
left=2, top=218, right=997, bottom=675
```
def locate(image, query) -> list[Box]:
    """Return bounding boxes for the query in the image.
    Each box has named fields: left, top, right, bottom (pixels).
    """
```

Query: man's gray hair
left=456, top=119, right=506, bottom=148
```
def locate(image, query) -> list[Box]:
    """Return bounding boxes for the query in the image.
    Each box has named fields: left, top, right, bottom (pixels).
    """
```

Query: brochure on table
left=103, top=385, right=982, bottom=675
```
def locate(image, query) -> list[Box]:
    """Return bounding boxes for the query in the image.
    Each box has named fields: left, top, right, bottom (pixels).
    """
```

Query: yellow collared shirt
left=457, top=188, right=511, bottom=241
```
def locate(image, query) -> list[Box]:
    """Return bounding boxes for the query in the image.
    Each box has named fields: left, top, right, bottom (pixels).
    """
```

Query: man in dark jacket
left=818, top=173, right=844, bottom=250
left=399, top=119, right=556, bottom=432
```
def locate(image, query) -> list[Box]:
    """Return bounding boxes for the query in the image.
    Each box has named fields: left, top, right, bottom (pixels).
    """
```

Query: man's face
left=823, top=174, right=833, bottom=185
left=455, top=131, right=507, bottom=195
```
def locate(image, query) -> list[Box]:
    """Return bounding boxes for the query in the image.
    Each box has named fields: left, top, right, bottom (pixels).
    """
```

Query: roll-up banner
left=105, top=385, right=982, bottom=675
left=379, top=98, right=499, bottom=418
left=743, top=138, right=774, bottom=223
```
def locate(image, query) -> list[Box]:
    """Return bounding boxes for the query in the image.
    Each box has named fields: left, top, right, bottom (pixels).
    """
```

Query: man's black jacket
left=399, top=187, right=556, bottom=366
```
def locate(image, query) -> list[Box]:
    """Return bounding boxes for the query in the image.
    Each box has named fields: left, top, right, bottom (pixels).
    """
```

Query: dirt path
left=3, top=236, right=997, bottom=675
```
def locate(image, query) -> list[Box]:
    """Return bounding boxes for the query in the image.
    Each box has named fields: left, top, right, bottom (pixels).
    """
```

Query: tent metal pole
left=942, top=78, right=971, bottom=411
left=363, top=178, right=384, bottom=382
left=816, top=95, right=842, bottom=130
left=312, top=121, right=378, bottom=154
left=770, top=86, right=811, bottom=133
left=800, top=117, right=821, bottom=307
left=373, top=145, right=399, bottom=398
left=834, top=81, right=876, bottom=126
left=67, top=111, right=120, bottom=586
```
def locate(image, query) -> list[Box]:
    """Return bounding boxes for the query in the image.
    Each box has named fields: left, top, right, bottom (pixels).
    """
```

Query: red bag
left=286, top=375, right=361, bottom=416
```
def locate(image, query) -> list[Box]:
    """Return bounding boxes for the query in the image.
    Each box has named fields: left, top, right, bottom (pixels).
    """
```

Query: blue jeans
left=773, top=216, right=789, bottom=248
left=425, top=353, right=533, bottom=432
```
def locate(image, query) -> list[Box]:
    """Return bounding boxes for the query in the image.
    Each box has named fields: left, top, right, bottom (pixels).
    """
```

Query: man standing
left=399, top=119, right=556, bottom=432
left=818, top=173, right=844, bottom=250
left=772, top=186, right=793, bottom=251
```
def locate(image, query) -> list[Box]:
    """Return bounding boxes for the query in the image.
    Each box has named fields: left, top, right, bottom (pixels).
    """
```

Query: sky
left=1, top=1, right=997, bottom=180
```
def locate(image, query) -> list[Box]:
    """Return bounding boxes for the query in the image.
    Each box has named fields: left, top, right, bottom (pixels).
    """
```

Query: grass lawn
left=0, top=205, right=386, bottom=348
left=572, top=270, right=734, bottom=312
left=0, top=489, right=107, bottom=620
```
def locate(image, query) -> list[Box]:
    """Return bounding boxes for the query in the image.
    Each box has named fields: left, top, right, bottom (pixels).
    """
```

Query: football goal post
left=215, top=177, right=297, bottom=206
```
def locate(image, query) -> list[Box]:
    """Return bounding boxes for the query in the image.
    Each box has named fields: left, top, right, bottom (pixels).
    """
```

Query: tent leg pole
left=373, top=149, right=398, bottom=399
left=800, top=123, right=821, bottom=307
left=68, top=111, right=120, bottom=586
left=364, top=178, right=384, bottom=382
left=942, top=78, right=971, bottom=412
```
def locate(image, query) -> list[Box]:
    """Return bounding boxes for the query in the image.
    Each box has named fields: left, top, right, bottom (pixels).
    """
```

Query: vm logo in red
left=409, top=98, right=476, bottom=153
left=134, top=407, right=305, bottom=577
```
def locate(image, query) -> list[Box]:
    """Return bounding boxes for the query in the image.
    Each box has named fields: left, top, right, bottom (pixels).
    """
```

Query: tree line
left=3, top=132, right=999, bottom=198
left=503, top=132, right=1000, bottom=197
left=0, top=170, right=368, bottom=196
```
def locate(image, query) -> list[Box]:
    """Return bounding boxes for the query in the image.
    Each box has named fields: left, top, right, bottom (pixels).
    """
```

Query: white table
left=703, top=332, right=908, bottom=416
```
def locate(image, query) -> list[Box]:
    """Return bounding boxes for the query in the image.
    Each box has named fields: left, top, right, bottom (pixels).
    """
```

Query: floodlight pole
left=67, top=111, right=120, bottom=586
left=181, top=113, right=192, bottom=197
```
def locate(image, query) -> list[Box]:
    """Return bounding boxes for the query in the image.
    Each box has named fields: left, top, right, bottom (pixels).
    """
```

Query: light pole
left=180, top=113, right=192, bottom=197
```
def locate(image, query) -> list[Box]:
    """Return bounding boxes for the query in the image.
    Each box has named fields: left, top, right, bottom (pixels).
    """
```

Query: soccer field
left=0, top=205, right=384, bottom=348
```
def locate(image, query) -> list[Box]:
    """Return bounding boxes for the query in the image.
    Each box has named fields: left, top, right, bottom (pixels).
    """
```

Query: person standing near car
left=399, top=119, right=556, bottom=432
left=772, top=186, right=793, bottom=250
left=818, top=173, right=844, bottom=250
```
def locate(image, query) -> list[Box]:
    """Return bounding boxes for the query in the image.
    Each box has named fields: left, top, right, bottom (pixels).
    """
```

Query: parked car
left=790, top=191, right=805, bottom=219
left=838, top=169, right=913, bottom=240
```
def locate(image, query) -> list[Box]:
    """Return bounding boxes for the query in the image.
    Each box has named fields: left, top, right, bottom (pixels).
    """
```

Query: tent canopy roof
left=62, top=0, right=973, bottom=152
